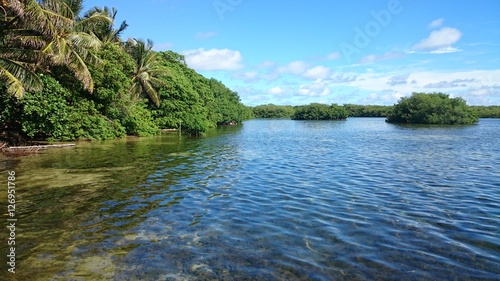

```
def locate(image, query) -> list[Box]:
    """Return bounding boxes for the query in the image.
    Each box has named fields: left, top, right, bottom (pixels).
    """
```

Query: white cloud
left=326, top=52, right=341, bottom=60
left=380, top=91, right=405, bottom=102
left=412, top=27, right=462, bottom=53
left=297, top=81, right=331, bottom=97
left=359, top=52, right=403, bottom=64
left=278, top=61, right=309, bottom=75
left=303, top=66, right=332, bottom=80
left=232, top=71, right=260, bottom=82
left=469, top=85, right=500, bottom=96
left=429, top=46, right=462, bottom=54
left=465, top=85, right=500, bottom=104
left=236, top=67, right=500, bottom=106
left=429, top=18, right=444, bottom=29
left=363, top=90, right=405, bottom=104
left=424, top=78, right=476, bottom=88
left=256, top=60, right=276, bottom=68
left=387, top=74, right=410, bottom=86
left=243, top=71, right=258, bottom=79
left=183, top=48, right=243, bottom=71
left=268, top=86, right=284, bottom=95
left=330, top=73, right=357, bottom=83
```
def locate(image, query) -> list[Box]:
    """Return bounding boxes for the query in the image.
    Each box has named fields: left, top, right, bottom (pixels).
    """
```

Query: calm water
left=1, top=118, right=499, bottom=280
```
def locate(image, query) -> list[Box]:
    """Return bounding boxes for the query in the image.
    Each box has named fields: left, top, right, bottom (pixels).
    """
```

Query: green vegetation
left=252, top=104, right=295, bottom=118
left=469, top=105, right=500, bottom=118
left=252, top=104, right=394, bottom=118
left=0, top=0, right=251, bottom=144
left=343, top=104, right=393, bottom=117
left=386, top=92, right=479, bottom=124
left=291, top=103, right=348, bottom=120
left=0, top=2, right=497, bottom=145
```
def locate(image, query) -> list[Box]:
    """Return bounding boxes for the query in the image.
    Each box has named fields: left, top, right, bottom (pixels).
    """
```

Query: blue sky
left=83, top=0, right=500, bottom=106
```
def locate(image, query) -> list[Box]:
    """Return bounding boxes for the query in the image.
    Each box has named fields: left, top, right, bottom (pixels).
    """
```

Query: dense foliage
left=0, top=0, right=250, bottom=144
left=469, top=106, right=500, bottom=118
left=252, top=104, right=295, bottom=118
left=386, top=92, right=479, bottom=124
left=344, top=104, right=393, bottom=117
left=151, top=51, right=252, bottom=135
left=291, top=103, right=348, bottom=120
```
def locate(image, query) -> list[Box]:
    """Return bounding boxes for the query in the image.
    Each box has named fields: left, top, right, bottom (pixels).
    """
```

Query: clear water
left=1, top=118, right=499, bottom=280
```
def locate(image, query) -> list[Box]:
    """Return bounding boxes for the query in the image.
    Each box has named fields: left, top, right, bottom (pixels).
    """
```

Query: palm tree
left=126, top=38, right=168, bottom=107
left=0, top=0, right=44, bottom=97
left=40, top=0, right=112, bottom=93
left=82, top=6, right=128, bottom=44
left=0, top=0, right=112, bottom=97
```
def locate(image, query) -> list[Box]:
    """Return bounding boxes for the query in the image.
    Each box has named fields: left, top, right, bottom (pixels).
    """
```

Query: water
left=1, top=118, right=499, bottom=280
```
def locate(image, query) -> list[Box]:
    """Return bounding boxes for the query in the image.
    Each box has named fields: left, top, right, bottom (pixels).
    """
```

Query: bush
left=253, top=104, right=295, bottom=118
left=292, top=103, right=348, bottom=120
left=2, top=75, right=126, bottom=142
left=343, top=104, right=392, bottom=117
left=122, top=101, right=160, bottom=137
left=386, top=92, right=478, bottom=124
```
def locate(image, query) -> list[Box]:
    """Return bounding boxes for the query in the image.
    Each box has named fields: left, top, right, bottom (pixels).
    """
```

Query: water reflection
left=1, top=119, right=499, bottom=280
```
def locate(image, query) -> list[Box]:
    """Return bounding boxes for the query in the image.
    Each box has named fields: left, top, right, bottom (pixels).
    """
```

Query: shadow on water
left=0, top=126, right=243, bottom=281
left=386, top=121, right=478, bottom=131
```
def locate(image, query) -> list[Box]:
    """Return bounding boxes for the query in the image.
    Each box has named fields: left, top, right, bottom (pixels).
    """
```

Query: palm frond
left=2, top=0, right=23, bottom=17
left=42, top=0, right=75, bottom=20
left=126, top=38, right=168, bottom=107
left=0, top=57, right=42, bottom=98
left=61, top=0, right=83, bottom=17
left=0, top=47, right=47, bottom=64
left=128, top=81, right=142, bottom=100
left=67, top=31, right=102, bottom=49
left=76, top=11, right=112, bottom=33
left=65, top=46, right=93, bottom=92
left=141, top=80, right=160, bottom=106
left=21, top=0, right=73, bottom=39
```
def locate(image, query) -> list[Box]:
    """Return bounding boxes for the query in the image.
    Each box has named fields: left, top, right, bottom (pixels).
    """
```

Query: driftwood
left=5, top=144, right=75, bottom=150
left=1, top=143, right=75, bottom=155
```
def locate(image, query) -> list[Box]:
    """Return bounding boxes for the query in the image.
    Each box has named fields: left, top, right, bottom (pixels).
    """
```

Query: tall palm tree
left=126, top=38, right=168, bottom=107
left=0, top=0, right=44, bottom=97
left=0, top=0, right=111, bottom=97
left=40, top=0, right=111, bottom=93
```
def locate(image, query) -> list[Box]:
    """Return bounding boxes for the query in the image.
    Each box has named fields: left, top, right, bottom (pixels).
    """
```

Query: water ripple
left=3, top=118, right=499, bottom=280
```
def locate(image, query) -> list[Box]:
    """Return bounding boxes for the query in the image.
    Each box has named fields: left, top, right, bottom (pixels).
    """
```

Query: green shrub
left=292, top=103, right=348, bottom=120
left=6, top=75, right=126, bottom=141
left=386, top=92, right=478, bottom=124
left=122, top=101, right=160, bottom=137
left=253, top=104, right=295, bottom=118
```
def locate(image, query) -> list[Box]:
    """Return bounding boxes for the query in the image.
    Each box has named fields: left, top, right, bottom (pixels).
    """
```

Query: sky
left=83, top=0, right=500, bottom=106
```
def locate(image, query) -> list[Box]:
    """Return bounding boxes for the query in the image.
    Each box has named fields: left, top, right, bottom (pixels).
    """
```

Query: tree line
left=251, top=104, right=392, bottom=119
left=252, top=94, right=498, bottom=123
left=1, top=0, right=252, bottom=145
left=251, top=104, right=394, bottom=119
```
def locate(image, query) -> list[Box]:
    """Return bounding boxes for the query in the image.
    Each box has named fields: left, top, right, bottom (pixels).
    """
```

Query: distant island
left=291, top=103, right=348, bottom=121
left=251, top=93, right=500, bottom=122
left=386, top=92, right=478, bottom=125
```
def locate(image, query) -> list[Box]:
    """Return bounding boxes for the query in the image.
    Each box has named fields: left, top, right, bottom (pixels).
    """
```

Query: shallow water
left=1, top=118, right=499, bottom=280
